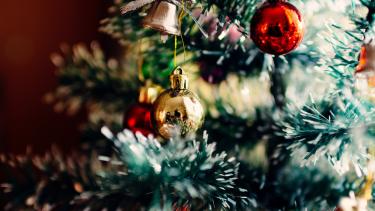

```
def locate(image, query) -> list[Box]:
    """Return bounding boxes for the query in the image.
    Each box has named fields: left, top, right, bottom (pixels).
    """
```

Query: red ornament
left=123, top=82, right=162, bottom=136
left=124, top=103, right=153, bottom=136
left=250, top=0, right=304, bottom=55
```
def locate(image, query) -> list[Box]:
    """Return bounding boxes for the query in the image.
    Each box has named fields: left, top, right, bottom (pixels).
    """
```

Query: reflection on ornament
left=124, top=82, right=162, bottom=136
left=250, top=0, right=304, bottom=55
left=152, top=67, right=204, bottom=139
left=143, top=0, right=181, bottom=35
left=355, top=42, right=375, bottom=102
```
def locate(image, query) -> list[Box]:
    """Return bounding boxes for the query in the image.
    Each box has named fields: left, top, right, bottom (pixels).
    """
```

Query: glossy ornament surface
left=250, top=0, right=304, bottom=55
left=152, top=67, right=205, bottom=139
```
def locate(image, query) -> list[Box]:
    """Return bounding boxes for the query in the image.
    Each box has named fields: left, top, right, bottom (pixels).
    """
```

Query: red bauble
left=250, top=0, right=304, bottom=55
left=124, top=103, right=153, bottom=136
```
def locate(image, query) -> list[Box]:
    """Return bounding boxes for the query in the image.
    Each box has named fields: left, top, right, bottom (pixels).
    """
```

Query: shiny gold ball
left=151, top=89, right=205, bottom=140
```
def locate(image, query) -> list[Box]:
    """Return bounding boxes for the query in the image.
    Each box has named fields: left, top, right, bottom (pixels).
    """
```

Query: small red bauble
left=250, top=0, right=304, bottom=55
left=124, top=82, right=162, bottom=136
left=124, top=103, right=154, bottom=136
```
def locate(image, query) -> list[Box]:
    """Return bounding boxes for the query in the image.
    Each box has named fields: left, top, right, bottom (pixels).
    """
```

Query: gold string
left=174, top=35, right=177, bottom=67
left=174, top=0, right=186, bottom=67
left=178, top=0, right=186, bottom=62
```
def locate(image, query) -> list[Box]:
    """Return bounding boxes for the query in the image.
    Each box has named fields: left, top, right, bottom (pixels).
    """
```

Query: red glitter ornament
left=124, top=82, right=162, bottom=136
left=124, top=103, right=153, bottom=136
left=250, top=0, right=304, bottom=55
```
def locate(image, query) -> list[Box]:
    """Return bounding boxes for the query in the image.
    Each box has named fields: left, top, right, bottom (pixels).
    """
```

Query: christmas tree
left=1, top=0, right=375, bottom=210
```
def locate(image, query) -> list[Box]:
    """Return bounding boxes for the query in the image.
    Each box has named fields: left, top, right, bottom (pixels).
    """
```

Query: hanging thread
left=174, top=35, right=178, bottom=67
left=178, top=0, right=186, bottom=62
left=174, top=0, right=186, bottom=67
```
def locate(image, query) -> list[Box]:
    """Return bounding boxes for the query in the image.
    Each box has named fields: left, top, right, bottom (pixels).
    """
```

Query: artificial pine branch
left=0, top=147, right=100, bottom=210
left=0, top=129, right=254, bottom=210
left=99, top=128, right=252, bottom=210
left=281, top=93, right=375, bottom=173
left=46, top=42, right=139, bottom=114
left=279, top=0, right=375, bottom=173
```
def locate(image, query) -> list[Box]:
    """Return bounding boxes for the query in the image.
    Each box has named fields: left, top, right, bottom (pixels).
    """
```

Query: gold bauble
left=152, top=66, right=205, bottom=139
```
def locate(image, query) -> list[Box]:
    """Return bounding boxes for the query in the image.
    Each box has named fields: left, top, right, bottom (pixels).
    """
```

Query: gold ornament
left=355, top=40, right=375, bottom=102
left=142, top=0, right=181, bottom=35
left=152, top=66, right=204, bottom=139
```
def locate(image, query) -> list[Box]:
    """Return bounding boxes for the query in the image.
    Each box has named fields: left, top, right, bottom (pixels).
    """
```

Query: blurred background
left=0, top=0, right=115, bottom=153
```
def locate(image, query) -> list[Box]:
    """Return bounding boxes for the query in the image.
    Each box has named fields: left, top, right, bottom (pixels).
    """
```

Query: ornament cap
left=170, top=66, right=189, bottom=90
left=139, top=81, right=163, bottom=104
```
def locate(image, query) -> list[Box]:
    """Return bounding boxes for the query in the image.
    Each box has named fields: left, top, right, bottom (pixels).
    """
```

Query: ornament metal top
left=355, top=40, right=375, bottom=102
left=151, top=66, right=205, bottom=139
left=250, top=0, right=304, bottom=55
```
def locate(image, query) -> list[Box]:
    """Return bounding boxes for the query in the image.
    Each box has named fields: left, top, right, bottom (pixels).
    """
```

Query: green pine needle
left=99, top=127, right=252, bottom=210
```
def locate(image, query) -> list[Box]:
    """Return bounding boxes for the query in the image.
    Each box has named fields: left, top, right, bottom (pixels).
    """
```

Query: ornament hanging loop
left=170, top=66, right=188, bottom=90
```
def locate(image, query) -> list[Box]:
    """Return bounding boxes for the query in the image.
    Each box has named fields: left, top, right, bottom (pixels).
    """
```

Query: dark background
left=0, top=0, right=112, bottom=153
